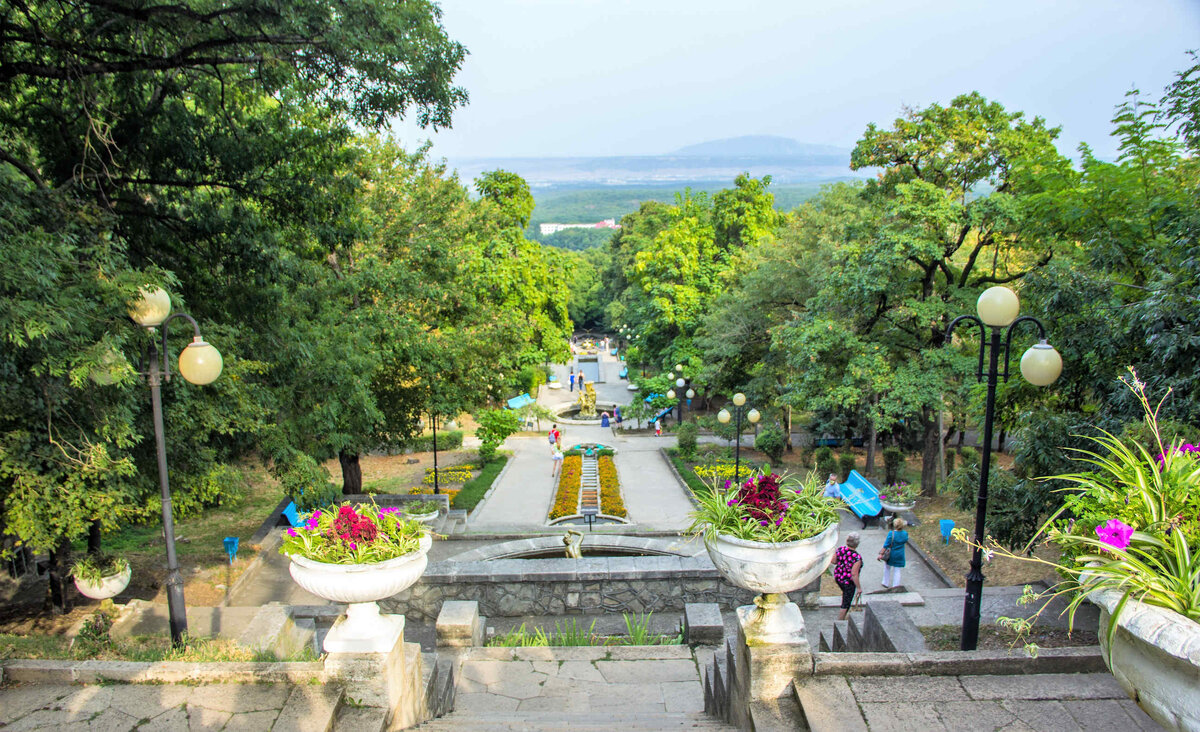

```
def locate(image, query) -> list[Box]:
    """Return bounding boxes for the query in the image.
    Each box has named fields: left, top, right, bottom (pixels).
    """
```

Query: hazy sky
left=392, top=0, right=1200, bottom=160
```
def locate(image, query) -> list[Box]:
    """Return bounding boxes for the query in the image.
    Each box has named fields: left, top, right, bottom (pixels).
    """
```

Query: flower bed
left=598, top=455, right=626, bottom=518
left=422, top=465, right=474, bottom=485
left=693, top=462, right=740, bottom=483
left=549, top=455, right=582, bottom=520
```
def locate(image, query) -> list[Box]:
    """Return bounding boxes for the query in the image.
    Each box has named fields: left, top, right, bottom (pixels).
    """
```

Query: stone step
left=792, top=676, right=868, bottom=732
left=420, top=712, right=734, bottom=730
left=278, top=685, right=343, bottom=732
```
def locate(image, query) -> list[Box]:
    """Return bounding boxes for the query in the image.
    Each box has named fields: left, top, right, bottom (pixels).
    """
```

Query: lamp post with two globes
left=127, top=287, right=224, bottom=647
left=945, top=286, right=1062, bottom=652
left=717, top=393, right=760, bottom=486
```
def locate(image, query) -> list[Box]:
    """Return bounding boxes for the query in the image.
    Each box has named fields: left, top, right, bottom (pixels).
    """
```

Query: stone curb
left=1, top=659, right=327, bottom=685
left=465, top=645, right=694, bottom=661
left=811, top=646, right=1106, bottom=676
left=907, top=536, right=957, bottom=589
left=659, top=447, right=700, bottom=508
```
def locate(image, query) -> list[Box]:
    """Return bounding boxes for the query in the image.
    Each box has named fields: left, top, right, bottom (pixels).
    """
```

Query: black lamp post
left=945, top=286, right=1062, bottom=651
left=717, top=393, right=760, bottom=486
left=128, top=287, right=224, bottom=647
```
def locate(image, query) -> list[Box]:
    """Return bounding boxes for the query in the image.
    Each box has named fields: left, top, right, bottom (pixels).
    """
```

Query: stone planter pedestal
left=288, top=535, right=432, bottom=653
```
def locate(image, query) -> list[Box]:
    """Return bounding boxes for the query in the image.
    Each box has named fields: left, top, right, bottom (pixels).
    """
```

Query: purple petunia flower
left=286, top=528, right=297, bottom=537
left=727, top=499, right=738, bottom=506
left=1095, top=519, right=1134, bottom=550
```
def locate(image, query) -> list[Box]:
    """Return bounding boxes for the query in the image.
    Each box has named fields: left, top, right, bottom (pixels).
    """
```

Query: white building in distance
left=539, top=218, right=620, bottom=236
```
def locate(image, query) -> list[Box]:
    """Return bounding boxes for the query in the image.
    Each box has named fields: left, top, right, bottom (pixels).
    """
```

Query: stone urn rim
left=703, top=521, right=839, bottom=550
left=289, top=533, right=433, bottom=573
left=880, top=500, right=916, bottom=512
left=1087, top=585, right=1200, bottom=731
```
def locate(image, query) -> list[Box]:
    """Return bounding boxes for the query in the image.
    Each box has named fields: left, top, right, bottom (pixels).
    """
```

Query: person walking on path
left=548, top=424, right=559, bottom=453
left=551, top=445, right=564, bottom=477
left=879, top=518, right=909, bottom=589
left=614, top=405, right=622, bottom=427
left=833, top=533, right=863, bottom=620
left=568, top=369, right=575, bottom=392
left=654, top=419, right=662, bottom=437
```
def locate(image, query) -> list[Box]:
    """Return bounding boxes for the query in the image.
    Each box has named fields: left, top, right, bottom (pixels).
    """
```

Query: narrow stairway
left=418, top=646, right=736, bottom=731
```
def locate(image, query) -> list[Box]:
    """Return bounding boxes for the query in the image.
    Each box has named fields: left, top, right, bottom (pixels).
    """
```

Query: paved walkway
left=0, top=683, right=340, bottom=731
left=468, top=348, right=694, bottom=532
left=796, top=672, right=1159, bottom=731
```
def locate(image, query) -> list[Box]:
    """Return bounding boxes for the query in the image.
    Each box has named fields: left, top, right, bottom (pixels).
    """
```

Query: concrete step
left=334, top=706, right=388, bottom=732
left=420, top=712, right=734, bottom=730
left=792, top=677, right=868, bottom=732
left=278, top=685, right=342, bottom=732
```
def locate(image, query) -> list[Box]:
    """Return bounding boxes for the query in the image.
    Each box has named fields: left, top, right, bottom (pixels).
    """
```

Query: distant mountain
left=671, top=135, right=848, bottom=157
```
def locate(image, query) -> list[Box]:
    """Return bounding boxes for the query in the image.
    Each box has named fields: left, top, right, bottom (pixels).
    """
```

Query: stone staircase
left=416, top=646, right=737, bottom=731
left=578, top=451, right=600, bottom=514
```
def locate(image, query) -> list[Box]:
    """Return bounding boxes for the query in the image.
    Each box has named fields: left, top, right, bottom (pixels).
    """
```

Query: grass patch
left=667, top=451, right=710, bottom=498
left=453, top=456, right=508, bottom=512
left=920, top=624, right=1098, bottom=652
left=361, top=475, right=409, bottom=494
left=0, top=632, right=316, bottom=662
left=486, top=614, right=683, bottom=647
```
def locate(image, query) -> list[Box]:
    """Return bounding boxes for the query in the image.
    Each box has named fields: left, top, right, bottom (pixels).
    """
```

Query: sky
left=392, top=0, right=1200, bottom=161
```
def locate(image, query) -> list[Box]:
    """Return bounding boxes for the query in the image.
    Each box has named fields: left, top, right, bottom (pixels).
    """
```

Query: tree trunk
left=45, top=538, right=72, bottom=615
left=920, top=406, right=940, bottom=497
left=785, top=406, right=793, bottom=452
left=339, top=450, right=363, bottom=494
left=998, top=428, right=1007, bottom=453
left=88, top=520, right=102, bottom=556
left=865, top=420, right=877, bottom=475
left=938, top=403, right=946, bottom=482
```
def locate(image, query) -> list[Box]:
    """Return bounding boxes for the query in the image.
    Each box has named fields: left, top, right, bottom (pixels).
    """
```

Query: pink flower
left=1095, top=519, right=1134, bottom=550
left=286, top=528, right=297, bottom=537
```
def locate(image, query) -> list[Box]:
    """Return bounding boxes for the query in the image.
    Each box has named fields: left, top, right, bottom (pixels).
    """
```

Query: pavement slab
left=133, top=705, right=190, bottom=731
left=860, top=701, right=946, bottom=731
left=595, top=658, right=698, bottom=684
left=960, top=672, right=1126, bottom=701
left=849, top=675, right=970, bottom=703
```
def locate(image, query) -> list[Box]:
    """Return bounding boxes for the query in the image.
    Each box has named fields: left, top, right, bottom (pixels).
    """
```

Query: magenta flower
left=1095, top=519, right=1134, bottom=550
left=727, top=499, right=738, bottom=506
left=286, top=528, right=297, bottom=537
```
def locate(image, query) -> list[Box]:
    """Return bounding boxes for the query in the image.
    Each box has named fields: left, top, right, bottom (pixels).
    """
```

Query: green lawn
left=453, top=455, right=509, bottom=512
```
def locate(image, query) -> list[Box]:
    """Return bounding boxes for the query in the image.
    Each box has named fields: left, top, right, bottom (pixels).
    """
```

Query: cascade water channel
left=578, top=450, right=600, bottom=514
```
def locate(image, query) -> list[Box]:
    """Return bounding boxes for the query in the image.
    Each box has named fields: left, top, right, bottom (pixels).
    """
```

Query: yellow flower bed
left=422, top=466, right=474, bottom=485
left=549, top=455, right=582, bottom=520
left=598, top=455, right=626, bottom=518
left=693, top=463, right=740, bottom=483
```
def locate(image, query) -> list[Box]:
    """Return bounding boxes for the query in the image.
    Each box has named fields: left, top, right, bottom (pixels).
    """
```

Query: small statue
left=563, top=529, right=583, bottom=559
left=577, top=381, right=598, bottom=418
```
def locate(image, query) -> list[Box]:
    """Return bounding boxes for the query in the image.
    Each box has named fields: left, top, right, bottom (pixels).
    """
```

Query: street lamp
left=946, top=286, right=1061, bottom=652
left=128, top=286, right=223, bottom=647
left=717, top=393, right=761, bottom=486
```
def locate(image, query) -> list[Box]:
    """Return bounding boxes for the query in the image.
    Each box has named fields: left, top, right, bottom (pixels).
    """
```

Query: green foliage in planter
left=676, top=421, right=699, bottom=460
left=837, top=453, right=857, bottom=482
left=882, top=447, right=904, bottom=485
left=754, top=424, right=786, bottom=463
left=70, top=554, right=129, bottom=583
left=814, top=446, right=836, bottom=480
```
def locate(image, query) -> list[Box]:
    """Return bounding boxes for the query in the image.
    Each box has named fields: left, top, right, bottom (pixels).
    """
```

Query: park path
left=468, top=347, right=693, bottom=532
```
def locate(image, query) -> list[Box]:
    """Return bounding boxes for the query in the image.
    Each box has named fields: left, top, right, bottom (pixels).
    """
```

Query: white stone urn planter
left=880, top=500, right=915, bottom=514
left=288, top=534, right=432, bottom=653
left=704, top=523, right=839, bottom=644
left=74, top=565, right=132, bottom=601
left=1089, top=586, right=1200, bottom=731
left=404, top=510, right=439, bottom=525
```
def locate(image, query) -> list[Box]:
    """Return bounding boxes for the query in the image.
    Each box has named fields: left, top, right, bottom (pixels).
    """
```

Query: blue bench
left=839, top=470, right=885, bottom=528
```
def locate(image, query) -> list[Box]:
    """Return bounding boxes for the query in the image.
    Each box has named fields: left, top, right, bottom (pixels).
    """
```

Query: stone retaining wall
left=380, top=555, right=821, bottom=621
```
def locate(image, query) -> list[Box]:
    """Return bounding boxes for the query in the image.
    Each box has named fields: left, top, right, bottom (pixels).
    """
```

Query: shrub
left=837, top=453, right=857, bottom=482
left=475, top=409, right=521, bottom=462
left=882, top=447, right=904, bottom=485
left=170, top=462, right=249, bottom=518
left=676, top=421, right=698, bottom=460
left=945, top=448, right=956, bottom=473
left=755, top=424, right=786, bottom=464
left=276, top=454, right=339, bottom=511
left=958, top=446, right=978, bottom=468
left=405, top=430, right=464, bottom=453
left=422, top=466, right=474, bottom=485
left=799, top=446, right=814, bottom=468
left=814, top=447, right=836, bottom=481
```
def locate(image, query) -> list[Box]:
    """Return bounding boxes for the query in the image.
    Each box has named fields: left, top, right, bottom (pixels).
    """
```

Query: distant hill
left=671, top=135, right=848, bottom=157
